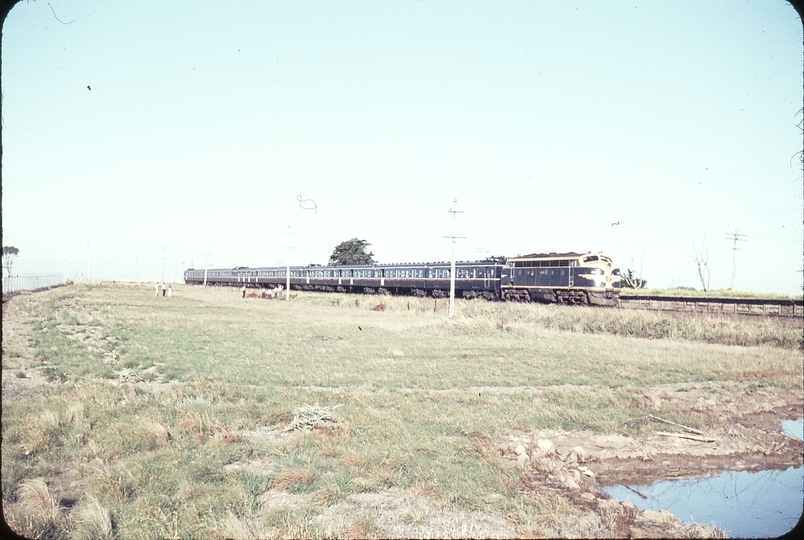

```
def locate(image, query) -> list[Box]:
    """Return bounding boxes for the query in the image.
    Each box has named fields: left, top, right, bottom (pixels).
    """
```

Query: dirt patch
left=2, top=296, right=50, bottom=405
left=314, top=487, right=516, bottom=539
left=223, top=458, right=275, bottom=476
left=497, top=384, right=803, bottom=537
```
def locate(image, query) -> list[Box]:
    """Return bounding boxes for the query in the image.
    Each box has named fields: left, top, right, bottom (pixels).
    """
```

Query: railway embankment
left=619, top=294, right=803, bottom=318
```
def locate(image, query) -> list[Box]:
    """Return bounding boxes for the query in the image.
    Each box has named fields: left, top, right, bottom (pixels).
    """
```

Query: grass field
left=621, top=286, right=802, bottom=299
left=2, top=283, right=801, bottom=538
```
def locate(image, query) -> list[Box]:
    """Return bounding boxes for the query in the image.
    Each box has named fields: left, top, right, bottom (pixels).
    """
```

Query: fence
left=2, top=274, right=65, bottom=295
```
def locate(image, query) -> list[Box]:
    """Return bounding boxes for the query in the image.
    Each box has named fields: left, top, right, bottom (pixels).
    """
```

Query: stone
left=515, top=444, right=527, bottom=456
left=641, top=509, right=674, bottom=523
left=571, top=445, right=588, bottom=461
left=536, top=439, right=555, bottom=455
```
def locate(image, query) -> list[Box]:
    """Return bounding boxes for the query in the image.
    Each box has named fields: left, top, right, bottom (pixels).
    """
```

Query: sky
left=2, top=0, right=802, bottom=295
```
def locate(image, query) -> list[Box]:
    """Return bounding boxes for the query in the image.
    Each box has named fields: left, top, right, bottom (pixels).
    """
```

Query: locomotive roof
left=511, top=252, right=585, bottom=259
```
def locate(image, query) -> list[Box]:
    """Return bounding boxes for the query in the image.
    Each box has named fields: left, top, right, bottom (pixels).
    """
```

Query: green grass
left=622, top=286, right=801, bottom=299
left=2, top=282, right=801, bottom=538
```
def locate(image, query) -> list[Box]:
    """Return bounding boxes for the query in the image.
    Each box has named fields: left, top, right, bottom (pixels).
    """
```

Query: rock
left=536, top=439, right=555, bottom=455
left=580, top=493, right=595, bottom=502
left=515, top=444, right=527, bottom=456
left=641, top=509, right=674, bottom=523
left=571, top=445, right=588, bottom=461
left=581, top=468, right=595, bottom=478
left=532, top=456, right=555, bottom=473
left=562, top=472, right=580, bottom=490
left=597, top=498, right=621, bottom=512
left=516, top=453, right=530, bottom=469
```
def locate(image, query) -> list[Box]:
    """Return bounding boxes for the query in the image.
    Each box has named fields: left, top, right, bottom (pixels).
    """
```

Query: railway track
left=619, top=294, right=804, bottom=318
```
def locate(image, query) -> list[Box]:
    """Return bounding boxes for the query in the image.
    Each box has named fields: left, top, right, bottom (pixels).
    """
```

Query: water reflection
left=603, top=465, right=803, bottom=538
left=782, top=418, right=803, bottom=441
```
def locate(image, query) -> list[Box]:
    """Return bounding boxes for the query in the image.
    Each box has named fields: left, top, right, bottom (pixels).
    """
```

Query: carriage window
left=583, top=256, right=599, bottom=263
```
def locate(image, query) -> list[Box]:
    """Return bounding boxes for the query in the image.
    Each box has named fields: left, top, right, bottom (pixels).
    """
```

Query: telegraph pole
left=443, top=199, right=465, bottom=318
left=203, top=242, right=211, bottom=287
left=161, top=246, right=166, bottom=284
left=727, top=230, right=747, bottom=290
left=285, top=226, right=292, bottom=301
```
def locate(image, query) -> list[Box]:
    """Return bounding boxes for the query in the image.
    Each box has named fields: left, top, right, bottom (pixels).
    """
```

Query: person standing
left=155, top=282, right=160, bottom=297
left=168, top=284, right=172, bottom=297
left=241, top=285, right=247, bottom=298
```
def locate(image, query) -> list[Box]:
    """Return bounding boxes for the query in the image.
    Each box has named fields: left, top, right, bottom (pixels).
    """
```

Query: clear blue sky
left=2, top=0, right=802, bottom=294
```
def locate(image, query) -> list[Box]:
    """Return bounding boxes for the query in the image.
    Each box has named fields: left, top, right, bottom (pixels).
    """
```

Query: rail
left=619, top=294, right=804, bottom=318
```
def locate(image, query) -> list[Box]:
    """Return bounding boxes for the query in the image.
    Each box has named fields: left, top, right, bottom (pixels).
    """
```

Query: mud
left=498, top=384, right=803, bottom=537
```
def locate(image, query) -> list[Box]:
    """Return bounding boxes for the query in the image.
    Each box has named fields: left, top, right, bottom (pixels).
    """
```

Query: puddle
left=781, top=418, right=803, bottom=441
left=603, top=460, right=803, bottom=538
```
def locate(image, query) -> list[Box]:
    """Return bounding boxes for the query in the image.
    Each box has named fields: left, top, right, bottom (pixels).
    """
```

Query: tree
left=621, top=268, right=648, bottom=289
left=3, top=246, right=19, bottom=278
left=693, top=236, right=711, bottom=292
left=328, top=239, right=375, bottom=266
left=621, top=252, right=647, bottom=289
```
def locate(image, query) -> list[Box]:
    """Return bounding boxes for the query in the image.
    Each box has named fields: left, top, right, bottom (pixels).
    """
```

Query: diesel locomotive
left=184, top=252, right=621, bottom=306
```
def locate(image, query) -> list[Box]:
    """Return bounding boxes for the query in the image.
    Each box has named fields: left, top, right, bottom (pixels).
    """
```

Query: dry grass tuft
left=139, top=419, right=170, bottom=447
left=73, top=495, right=114, bottom=539
left=40, top=409, right=59, bottom=427
left=273, top=468, right=317, bottom=492
left=17, top=478, right=60, bottom=519
left=285, top=403, right=343, bottom=432
left=220, top=511, right=266, bottom=540
left=346, top=517, right=381, bottom=538
left=66, top=402, right=85, bottom=426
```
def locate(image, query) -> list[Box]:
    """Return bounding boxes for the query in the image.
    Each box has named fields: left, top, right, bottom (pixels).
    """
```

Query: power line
left=443, top=200, right=465, bottom=318
left=203, top=242, right=212, bottom=287
left=726, top=230, right=747, bottom=290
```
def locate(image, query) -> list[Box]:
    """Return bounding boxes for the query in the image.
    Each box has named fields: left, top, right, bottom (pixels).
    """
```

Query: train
left=184, top=251, right=622, bottom=307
